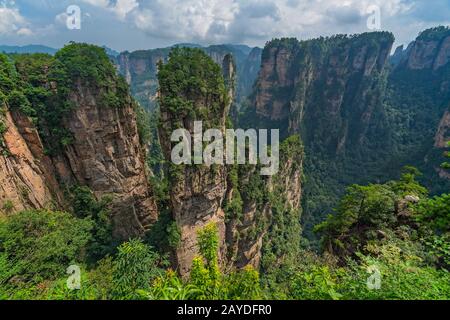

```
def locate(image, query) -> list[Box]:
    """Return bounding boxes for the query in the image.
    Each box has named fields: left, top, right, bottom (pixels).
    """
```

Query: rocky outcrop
left=251, top=33, right=394, bottom=153
left=158, top=49, right=232, bottom=276
left=0, top=108, right=63, bottom=214
left=0, top=45, right=159, bottom=239
left=225, top=136, right=304, bottom=270
left=389, top=27, right=450, bottom=186
left=52, top=82, right=158, bottom=239
left=402, top=31, right=450, bottom=71
left=116, top=49, right=169, bottom=112
left=243, top=33, right=395, bottom=240
left=435, top=109, right=450, bottom=179
left=435, top=110, right=450, bottom=148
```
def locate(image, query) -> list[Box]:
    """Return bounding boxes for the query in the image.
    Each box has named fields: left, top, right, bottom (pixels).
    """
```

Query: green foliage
left=339, top=241, right=450, bottom=300
left=134, top=101, right=152, bottom=146
left=140, top=269, right=201, bottom=300
left=416, top=193, right=450, bottom=233
left=315, top=168, right=427, bottom=258
left=1, top=200, right=14, bottom=214
left=442, top=141, right=450, bottom=170
left=190, top=223, right=221, bottom=299
left=146, top=211, right=181, bottom=252
left=417, top=26, right=450, bottom=41
left=111, top=239, right=165, bottom=299
left=54, top=43, right=119, bottom=88
left=390, top=166, right=428, bottom=197
left=157, top=47, right=228, bottom=130
left=0, top=210, right=93, bottom=297
left=292, top=265, right=342, bottom=300
left=70, top=186, right=115, bottom=261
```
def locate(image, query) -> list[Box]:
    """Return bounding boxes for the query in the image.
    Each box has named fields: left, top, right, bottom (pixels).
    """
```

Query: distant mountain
left=224, top=44, right=254, bottom=56
left=0, top=45, right=57, bottom=55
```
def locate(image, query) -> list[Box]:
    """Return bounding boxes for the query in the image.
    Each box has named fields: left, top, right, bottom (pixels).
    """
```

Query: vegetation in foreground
left=0, top=167, right=448, bottom=300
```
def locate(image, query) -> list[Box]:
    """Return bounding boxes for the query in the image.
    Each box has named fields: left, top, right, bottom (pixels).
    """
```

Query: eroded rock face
left=244, top=33, right=396, bottom=239
left=0, top=46, right=159, bottom=240
left=0, top=109, right=64, bottom=214
left=116, top=49, right=169, bottom=112
left=435, top=110, right=450, bottom=179
left=158, top=50, right=232, bottom=276
left=403, top=35, right=450, bottom=71
left=435, top=110, right=450, bottom=148
left=53, top=82, right=158, bottom=239
left=225, top=137, right=304, bottom=270
left=252, top=34, right=394, bottom=153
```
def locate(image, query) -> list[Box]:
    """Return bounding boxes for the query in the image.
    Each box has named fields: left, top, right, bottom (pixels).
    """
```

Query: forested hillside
left=0, top=27, right=449, bottom=300
left=240, top=28, right=450, bottom=244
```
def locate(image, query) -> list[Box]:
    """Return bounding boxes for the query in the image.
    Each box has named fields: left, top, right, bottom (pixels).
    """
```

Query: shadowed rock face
left=158, top=49, right=232, bottom=276
left=389, top=27, right=450, bottom=188
left=52, top=81, right=158, bottom=239
left=251, top=33, right=394, bottom=152
left=157, top=47, right=306, bottom=276
left=243, top=29, right=450, bottom=240
left=403, top=35, right=450, bottom=71
left=0, top=46, right=159, bottom=239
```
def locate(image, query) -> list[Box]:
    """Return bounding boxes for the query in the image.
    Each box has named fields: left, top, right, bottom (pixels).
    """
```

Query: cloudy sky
left=0, top=0, right=449, bottom=51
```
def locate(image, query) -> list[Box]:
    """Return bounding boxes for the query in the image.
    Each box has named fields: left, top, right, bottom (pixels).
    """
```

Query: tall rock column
left=42, top=44, right=159, bottom=239
left=158, top=48, right=233, bottom=276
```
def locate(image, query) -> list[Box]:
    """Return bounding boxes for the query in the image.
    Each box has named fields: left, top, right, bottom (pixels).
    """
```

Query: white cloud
left=133, top=0, right=238, bottom=42
left=114, top=0, right=138, bottom=20
left=0, top=6, right=32, bottom=36
left=80, top=0, right=138, bottom=20
left=125, top=0, right=416, bottom=45
left=7, top=0, right=448, bottom=50
left=80, top=0, right=110, bottom=8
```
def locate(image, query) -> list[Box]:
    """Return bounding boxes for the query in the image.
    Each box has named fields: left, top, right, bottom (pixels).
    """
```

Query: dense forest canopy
left=0, top=28, right=449, bottom=301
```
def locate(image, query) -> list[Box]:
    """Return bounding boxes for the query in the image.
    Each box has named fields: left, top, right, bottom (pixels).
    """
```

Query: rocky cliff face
left=250, top=33, right=394, bottom=152
left=0, top=45, right=158, bottom=239
left=388, top=26, right=450, bottom=190
left=243, top=33, right=394, bottom=239
left=52, top=82, right=158, bottom=239
left=158, top=48, right=230, bottom=276
left=116, top=49, right=169, bottom=112
left=158, top=48, right=304, bottom=275
left=0, top=108, right=63, bottom=214
left=225, top=136, right=304, bottom=270
left=243, top=28, right=450, bottom=240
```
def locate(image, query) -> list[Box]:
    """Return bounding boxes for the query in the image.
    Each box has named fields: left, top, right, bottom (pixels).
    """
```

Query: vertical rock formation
left=158, top=48, right=304, bottom=275
left=52, top=82, right=158, bottom=239
left=243, top=33, right=395, bottom=238
left=0, top=45, right=159, bottom=239
left=249, top=33, right=394, bottom=151
left=388, top=26, right=450, bottom=190
left=116, top=49, right=170, bottom=112
left=0, top=108, right=63, bottom=214
left=224, top=136, right=304, bottom=270
left=158, top=48, right=231, bottom=276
